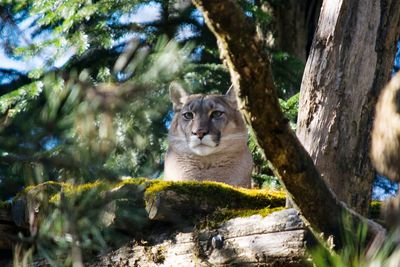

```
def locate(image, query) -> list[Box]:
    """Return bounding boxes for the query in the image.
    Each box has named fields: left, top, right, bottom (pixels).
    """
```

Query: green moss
left=114, top=177, right=153, bottom=188
left=73, top=180, right=105, bottom=192
left=145, top=180, right=286, bottom=210
left=369, top=200, right=381, bottom=220
left=144, top=180, right=286, bottom=228
left=17, top=181, right=67, bottom=198
left=14, top=181, right=68, bottom=207
left=13, top=178, right=286, bottom=228
left=48, top=181, right=110, bottom=203
left=18, top=179, right=285, bottom=209
left=26, top=178, right=148, bottom=204
left=201, top=206, right=285, bottom=229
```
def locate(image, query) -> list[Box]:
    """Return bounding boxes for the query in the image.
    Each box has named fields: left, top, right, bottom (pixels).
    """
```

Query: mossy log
left=144, top=181, right=285, bottom=223
left=0, top=179, right=313, bottom=266
left=3, top=179, right=286, bottom=236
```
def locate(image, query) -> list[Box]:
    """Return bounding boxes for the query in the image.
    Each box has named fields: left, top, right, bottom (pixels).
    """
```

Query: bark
left=0, top=206, right=19, bottom=249
left=91, top=209, right=310, bottom=267
left=256, top=0, right=322, bottom=63
left=192, top=0, right=385, bottom=248
left=297, top=0, right=400, bottom=215
left=2, top=205, right=309, bottom=266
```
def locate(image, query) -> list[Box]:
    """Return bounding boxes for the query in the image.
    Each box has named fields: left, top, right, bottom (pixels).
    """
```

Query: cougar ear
left=225, top=85, right=238, bottom=109
left=169, top=82, right=188, bottom=111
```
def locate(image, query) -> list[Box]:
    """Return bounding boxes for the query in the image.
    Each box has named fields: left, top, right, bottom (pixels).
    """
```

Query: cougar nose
left=192, top=129, right=209, bottom=140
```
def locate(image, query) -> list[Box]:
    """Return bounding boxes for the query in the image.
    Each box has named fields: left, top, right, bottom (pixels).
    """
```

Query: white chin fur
left=189, top=135, right=217, bottom=156
left=189, top=145, right=217, bottom=156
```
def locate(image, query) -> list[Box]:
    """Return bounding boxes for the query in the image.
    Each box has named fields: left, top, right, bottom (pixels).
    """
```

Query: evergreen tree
left=2, top=1, right=397, bottom=264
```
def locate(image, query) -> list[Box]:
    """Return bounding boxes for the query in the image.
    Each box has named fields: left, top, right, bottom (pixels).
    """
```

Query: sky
left=0, top=2, right=162, bottom=73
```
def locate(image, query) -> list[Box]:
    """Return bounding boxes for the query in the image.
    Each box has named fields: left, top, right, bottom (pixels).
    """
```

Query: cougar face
left=165, top=82, right=253, bottom=187
left=168, top=83, right=248, bottom=157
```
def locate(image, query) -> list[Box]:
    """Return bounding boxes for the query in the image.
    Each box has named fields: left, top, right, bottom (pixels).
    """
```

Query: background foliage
left=0, top=0, right=305, bottom=200
left=0, top=1, right=304, bottom=262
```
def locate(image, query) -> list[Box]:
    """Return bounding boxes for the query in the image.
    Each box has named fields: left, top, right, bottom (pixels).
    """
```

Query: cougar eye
left=211, top=111, right=224, bottom=119
left=182, top=112, right=194, bottom=120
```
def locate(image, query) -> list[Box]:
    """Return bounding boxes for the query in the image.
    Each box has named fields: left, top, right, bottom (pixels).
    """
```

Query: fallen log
left=3, top=180, right=286, bottom=235
left=143, top=181, right=286, bottom=223
left=90, top=208, right=311, bottom=267
left=0, top=179, right=312, bottom=266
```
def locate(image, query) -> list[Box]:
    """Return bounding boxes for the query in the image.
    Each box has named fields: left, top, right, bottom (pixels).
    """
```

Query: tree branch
left=192, top=0, right=385, bottom=248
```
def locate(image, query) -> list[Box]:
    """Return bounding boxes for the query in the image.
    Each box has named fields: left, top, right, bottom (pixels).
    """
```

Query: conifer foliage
left=0, top=1, right=305, bottom=263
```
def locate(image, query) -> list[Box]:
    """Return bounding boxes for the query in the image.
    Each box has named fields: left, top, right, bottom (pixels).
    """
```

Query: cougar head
left=168, top=82, right=248, bottom=156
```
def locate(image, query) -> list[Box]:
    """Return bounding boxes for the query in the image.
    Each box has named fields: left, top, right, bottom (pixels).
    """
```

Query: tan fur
left=371, top=72, right=400, bottom=181
left=164, top=83, right=253, bottom=188
left=370, top=73, right=400, bottom=234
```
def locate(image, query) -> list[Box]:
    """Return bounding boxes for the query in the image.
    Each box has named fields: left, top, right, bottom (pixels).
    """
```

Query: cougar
left=164, top=82, right=253, bottom=188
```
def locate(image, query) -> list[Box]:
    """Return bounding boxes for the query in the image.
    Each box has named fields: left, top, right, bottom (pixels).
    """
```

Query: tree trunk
left=297, top=0, right=400, bottom=215
left=192, top=0, right=385, bottom=249
left=256, top=0, right=322, bottom=63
